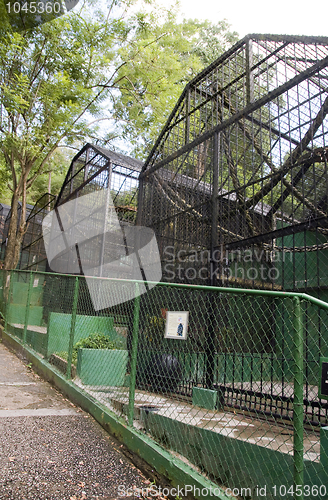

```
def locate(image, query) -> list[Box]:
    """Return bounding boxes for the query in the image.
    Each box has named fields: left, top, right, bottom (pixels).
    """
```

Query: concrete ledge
left=0, top=328, right=229, bottom=500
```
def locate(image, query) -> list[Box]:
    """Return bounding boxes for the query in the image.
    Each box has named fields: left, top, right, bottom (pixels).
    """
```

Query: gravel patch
left=0, top=412, right=161, bottom=500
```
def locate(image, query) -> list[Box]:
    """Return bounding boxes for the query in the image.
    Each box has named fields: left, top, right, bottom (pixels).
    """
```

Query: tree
left=112, top=11, right=238, bottom=157
left=0, top=0, right=238, bottom=269
left=26, top=148, right=74, bottom=204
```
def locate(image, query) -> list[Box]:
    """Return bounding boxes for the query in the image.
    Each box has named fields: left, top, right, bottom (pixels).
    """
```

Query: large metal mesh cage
left=56, top=143, right=142, bottom=225
left=0, top=202, right=34, bottom=262
left=50, top=143, right=143, bottom=275
left=0, top=204, right=10, bottom=246
left=138, top=34, right=328, bottom=298
left=19, top=193, right=56, bottom=271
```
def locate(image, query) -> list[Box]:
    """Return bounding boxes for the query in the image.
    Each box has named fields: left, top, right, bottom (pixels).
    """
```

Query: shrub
left=72, top=333, right=125, bottom=364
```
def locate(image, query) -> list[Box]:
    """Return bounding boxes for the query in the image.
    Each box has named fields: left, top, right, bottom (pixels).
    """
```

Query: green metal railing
left=1, top=268, right=328, bottom=500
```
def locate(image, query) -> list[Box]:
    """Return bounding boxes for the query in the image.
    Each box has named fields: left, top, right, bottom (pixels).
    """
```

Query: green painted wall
left=76, top=348, right=128, bottom=386
left=143, top=411, right=328, bottom=500
left=5, top=324, right=47, bottom=356
left=46, top=312, right=118, bottom=356
left=275, top=226, right=328, bottom=291
left=7, top=303, right=43, bottom=326
left=12, top=281, right=44, bottom=306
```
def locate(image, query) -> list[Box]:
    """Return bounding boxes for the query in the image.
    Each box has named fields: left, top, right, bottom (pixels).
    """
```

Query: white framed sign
left=164, top=311, right=189, bottom=340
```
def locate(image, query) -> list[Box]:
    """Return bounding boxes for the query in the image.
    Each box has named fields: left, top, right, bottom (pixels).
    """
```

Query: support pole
left=293, top=295, right=304, bottom=500
left=128, top=283, right=140, bottom=426
left=23, top=272, right=33, bottom=345
left=185, top=87, right=190, bottom=145
left=66, top=276, right=79, bottom=379
left=246, top=39, right=254, bottom=105
left=136, top=178, right=144, bottom=227
left=205, top=134, right=220, bottom=389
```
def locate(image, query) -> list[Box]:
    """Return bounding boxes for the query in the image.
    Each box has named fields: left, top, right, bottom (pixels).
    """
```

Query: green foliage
left=113, top=10, right=238, bottom=158
left=143, top=314, right=166, bottom=349
left=72, top=333, right=125, bottom=363
left=26, top=148, right=73, bottom=204
left=0, top=0, right=238, bottom=268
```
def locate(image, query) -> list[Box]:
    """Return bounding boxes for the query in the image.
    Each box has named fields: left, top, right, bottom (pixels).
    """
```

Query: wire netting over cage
left=56, top=143, right=142, bottom=226
left=0, top=203, right=10, bottom=245
left=0, top=202, right=34, bottom=262
left=19, top=193, right=56, bottom=271
left=49, top=143, right=143, bottom=276
left=137, top=34, right=328, bottom=296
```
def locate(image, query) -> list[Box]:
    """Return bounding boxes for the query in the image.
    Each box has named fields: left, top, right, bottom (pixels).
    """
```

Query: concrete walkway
left=0, top=343, right=166, bottom=500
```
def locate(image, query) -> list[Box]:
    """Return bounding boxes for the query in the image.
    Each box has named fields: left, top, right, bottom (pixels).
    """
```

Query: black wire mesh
left=0, top=202, right=34, bottom=262
left=19, top=193, right=56, bottom=271
left=56, top=144, right=142, bottom=226
left=0, top=204, right=10, bottom=246
left=138, top=35, right=328, bottom=296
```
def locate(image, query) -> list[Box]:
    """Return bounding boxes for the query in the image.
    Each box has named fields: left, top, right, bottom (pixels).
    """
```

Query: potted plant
left=75, top=333, right=128, bottom=386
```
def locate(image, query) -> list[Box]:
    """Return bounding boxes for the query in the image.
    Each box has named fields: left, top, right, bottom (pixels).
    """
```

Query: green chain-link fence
left=1, top=269, right=328, bottom=499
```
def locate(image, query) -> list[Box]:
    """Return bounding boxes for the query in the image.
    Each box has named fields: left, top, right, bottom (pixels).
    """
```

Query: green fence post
left=23, top=271, right=33, bottom=345
left=66, top=276, right=79, bottom=379
left=4, top=270, right=13, bottom=332
left=293, top=295, right=304, bottom=500
left=128, top=283, right=140, bottom=426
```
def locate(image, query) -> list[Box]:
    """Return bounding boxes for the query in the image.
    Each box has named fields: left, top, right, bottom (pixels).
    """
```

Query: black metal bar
left=141, top=55, right=328, bottom=179
left=224, top=215, right=328, bottom=250
left=58, top=161, right=110, bottom=207
left=246, top=39, right=254, bottom=104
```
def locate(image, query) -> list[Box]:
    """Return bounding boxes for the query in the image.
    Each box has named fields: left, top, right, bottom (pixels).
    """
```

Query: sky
left=175, top=0, right=328, bottom=39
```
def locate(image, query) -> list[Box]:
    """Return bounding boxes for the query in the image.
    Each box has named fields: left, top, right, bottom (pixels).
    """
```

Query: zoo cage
left=55, top=143, right=142, bottom=228
left=19, top=193, right=56, bottom=271
left=38, top=144, right=143, bottom=317
left=136, top=34, right=328, bottom=422
left=0, top=202, right=34, bottom=262
left=0, top=204, right=10, bottom=245
left=138, top=34, right=328, bottom=296
left=18, top=144, right=142, bottom=274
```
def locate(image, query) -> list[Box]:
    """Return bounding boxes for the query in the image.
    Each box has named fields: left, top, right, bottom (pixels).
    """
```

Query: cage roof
left=141, top=33, right=328, bottom=177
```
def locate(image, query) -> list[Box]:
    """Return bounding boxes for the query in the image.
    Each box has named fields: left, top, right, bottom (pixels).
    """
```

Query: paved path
left=0, top=343, right=165, bottom=500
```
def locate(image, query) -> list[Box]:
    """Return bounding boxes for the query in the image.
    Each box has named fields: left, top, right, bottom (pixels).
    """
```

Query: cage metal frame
left=137, top=34, right=328, bottom=423
left=19, top=193, right=56, bottom=271
left=138, top=33, right=328, bottom=293
left=45, top=143, right=143, bottom=276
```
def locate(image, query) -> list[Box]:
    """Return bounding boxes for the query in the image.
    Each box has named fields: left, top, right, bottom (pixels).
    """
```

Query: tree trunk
left=3, top=192, right=19, bottom=270
left=3, top=189, right=27, bottom=271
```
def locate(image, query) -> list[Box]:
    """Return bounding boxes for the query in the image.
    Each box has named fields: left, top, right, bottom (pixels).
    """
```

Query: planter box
left=77, top=348, right=128, bottom=386
left=47, top=313, right=118, bottom=357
